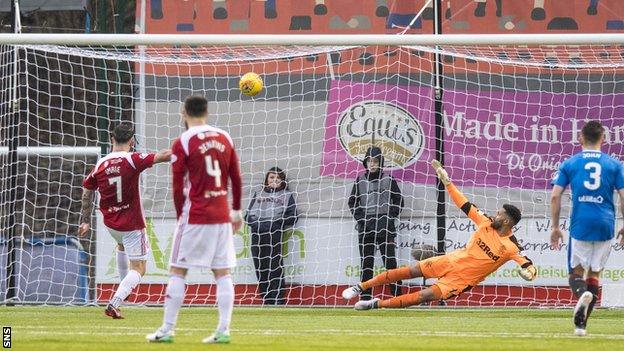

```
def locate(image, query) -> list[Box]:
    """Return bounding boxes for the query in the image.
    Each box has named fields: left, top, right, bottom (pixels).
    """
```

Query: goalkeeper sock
left=216, top=274, right=234, bottom=333
left=116, top=249, right=129, bottom=281
left=162, top=274, right=186, bottom=333
left=361, top=266, right=413, bottom=290
left=379, top=291, right=421, bottom=308
left=569, top=274, right=587, bottom=298
left=585, top=277, right=600, bottom=319
left=379, top=285, right=442, bottom=308
left=110, top=269, right=141, bottom=308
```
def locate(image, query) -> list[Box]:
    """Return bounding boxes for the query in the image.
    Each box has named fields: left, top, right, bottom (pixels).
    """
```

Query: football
left=239, top=72, right=263, bottom=96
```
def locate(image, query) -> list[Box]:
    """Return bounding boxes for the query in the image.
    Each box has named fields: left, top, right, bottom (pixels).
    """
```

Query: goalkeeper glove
left=431, top=160, right=451, bottom=186
left=519, top=265, right=537, bottom=281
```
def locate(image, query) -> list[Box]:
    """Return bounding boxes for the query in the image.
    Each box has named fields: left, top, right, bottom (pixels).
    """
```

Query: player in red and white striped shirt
left=79, top=122, right=171, bottom=319
left=147, top=96, right=243, bottom=344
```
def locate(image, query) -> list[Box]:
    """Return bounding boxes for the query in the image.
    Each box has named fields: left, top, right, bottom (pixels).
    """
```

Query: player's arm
left=431, top=160, right=489, bottom=225
left=511, top=252, right=537, bottom=281
left=153, top=149, right=172, bottom=164
left=172, top=170, right=185, bottom=220
left=616, top=163, right=624, bottom=246
left=616, top=188, right=624, bottom=245
left=613, top=163, right=624, bottom=245
left=78, top=168, right=98, bottom=237
left=549, top=162, right=569, bottom=249
left=550, top=185, right=566, bottom=249
left=507, top=235, right=536, bottom=280
left=133, top=149, right=171, bottom=172
left=171, top=140, right=186, bottom=220
left=78, top=188, right=95, bottom=238
left=229, top=147, right=243, bottom=232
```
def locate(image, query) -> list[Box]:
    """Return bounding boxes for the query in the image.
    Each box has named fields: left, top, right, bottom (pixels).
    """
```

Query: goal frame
left=0, top=33, right=623, bottom=46
left=3, top=33, right=624, bottom=306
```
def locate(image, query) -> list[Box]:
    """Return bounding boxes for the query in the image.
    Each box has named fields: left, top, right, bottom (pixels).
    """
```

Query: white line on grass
left=12, top=325, right=624, bottom=340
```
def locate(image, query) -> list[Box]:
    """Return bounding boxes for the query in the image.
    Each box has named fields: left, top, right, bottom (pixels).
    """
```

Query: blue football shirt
left=552, top=150, right=624, bottom=241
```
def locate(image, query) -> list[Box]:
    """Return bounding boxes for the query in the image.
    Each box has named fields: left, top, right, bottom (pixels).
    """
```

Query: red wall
left=138, top=1, right=624, bottom=76
left=140, top=0, right=624, bottom=35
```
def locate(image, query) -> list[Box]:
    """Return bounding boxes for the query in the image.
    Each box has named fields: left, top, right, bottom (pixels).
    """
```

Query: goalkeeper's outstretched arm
left=431, top=160, right=489, bottom=225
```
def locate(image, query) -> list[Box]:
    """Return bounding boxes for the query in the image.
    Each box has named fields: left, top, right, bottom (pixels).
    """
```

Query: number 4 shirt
left=171, top=124, right=242, bottom=224
left=83, top=151, right=156, bottom=231
left=552, top=150, right=624, bottom=241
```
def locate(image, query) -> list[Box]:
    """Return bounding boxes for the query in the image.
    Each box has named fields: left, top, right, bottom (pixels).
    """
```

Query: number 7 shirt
left=83, top=151, right=156, bottom=231
left=171, top=125, right=242, bottom=224
left=552, top=150, right=624, bottom=241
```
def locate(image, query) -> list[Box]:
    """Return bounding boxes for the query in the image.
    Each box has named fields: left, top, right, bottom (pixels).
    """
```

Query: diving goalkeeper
left=341, top=160, right=538, bottom=309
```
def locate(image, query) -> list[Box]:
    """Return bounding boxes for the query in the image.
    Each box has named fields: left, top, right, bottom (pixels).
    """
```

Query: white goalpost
left=0, top=33, right=624, bottom=45
left=2, top=33, right=624, bottom=307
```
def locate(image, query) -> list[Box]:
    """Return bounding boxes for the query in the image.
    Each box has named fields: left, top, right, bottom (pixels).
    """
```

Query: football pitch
left=2, top=306, right=624, bottom=350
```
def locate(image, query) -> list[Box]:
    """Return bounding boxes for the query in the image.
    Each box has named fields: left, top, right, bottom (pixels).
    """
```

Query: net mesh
left=1, top=42, right=623, bottom=306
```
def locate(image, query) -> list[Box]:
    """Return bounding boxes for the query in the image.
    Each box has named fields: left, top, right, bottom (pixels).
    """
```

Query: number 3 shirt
left=171, top=124, right=242, bottom=224
left=83, top=151, right=156, bottom=231
left=552, top=150, right=624, bottom=241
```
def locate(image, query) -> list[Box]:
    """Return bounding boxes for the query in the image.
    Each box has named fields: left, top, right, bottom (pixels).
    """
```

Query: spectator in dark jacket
left=245, top=167, right=298, bottom=305
left=348, top=146, right=404, bottom=301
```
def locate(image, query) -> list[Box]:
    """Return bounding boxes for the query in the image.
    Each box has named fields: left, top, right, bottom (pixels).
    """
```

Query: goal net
left=2, top=37, right=624, bottom=307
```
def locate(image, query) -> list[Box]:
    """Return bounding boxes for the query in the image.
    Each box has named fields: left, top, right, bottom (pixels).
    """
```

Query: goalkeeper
left=342, top=160, right=537, bottom=309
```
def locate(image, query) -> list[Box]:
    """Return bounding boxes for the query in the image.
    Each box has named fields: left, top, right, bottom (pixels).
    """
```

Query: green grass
left=2, top=306, right=624, bottom=350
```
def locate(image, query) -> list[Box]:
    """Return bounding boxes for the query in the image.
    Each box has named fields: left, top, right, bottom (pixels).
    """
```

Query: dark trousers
left=358, top=230, right=402, bottom=300
left=251, top=230, right=285, bottom=304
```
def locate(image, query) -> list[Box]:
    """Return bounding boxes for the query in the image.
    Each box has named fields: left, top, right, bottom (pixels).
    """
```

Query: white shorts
left=170, top=222, right=236, bottom=269
left=106, top=227, right=151, bottom=261
left=569, top=238, right=614, bottom=272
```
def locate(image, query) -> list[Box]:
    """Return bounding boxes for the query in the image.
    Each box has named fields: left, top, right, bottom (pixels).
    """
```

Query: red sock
left=585, top=277, right=600, bottom=318
left=361, top=266, right=412, bottom=290
left=586, top=277, right=599, bottom=288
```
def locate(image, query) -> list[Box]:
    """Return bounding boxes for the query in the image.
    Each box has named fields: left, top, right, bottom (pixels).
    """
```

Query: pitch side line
left=12, top=326, right=624, bottom=340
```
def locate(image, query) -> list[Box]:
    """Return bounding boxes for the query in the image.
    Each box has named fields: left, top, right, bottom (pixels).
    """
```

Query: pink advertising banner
left=321, top=80, right=624, bottom=188
left=320, top=80, right=436, bottom=183
left=443, top=90, right=624, bottom=189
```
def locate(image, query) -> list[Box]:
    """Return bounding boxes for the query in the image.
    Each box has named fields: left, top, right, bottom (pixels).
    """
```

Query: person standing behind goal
left=348, top=146, right=404, bottom=301
left=550, top=120, right=624, bottom=336
left=79, top=122, right=172, bottom=319
left=245, top=167, right=298, bottom=305
left=147, top=95, right=243, bottom=344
